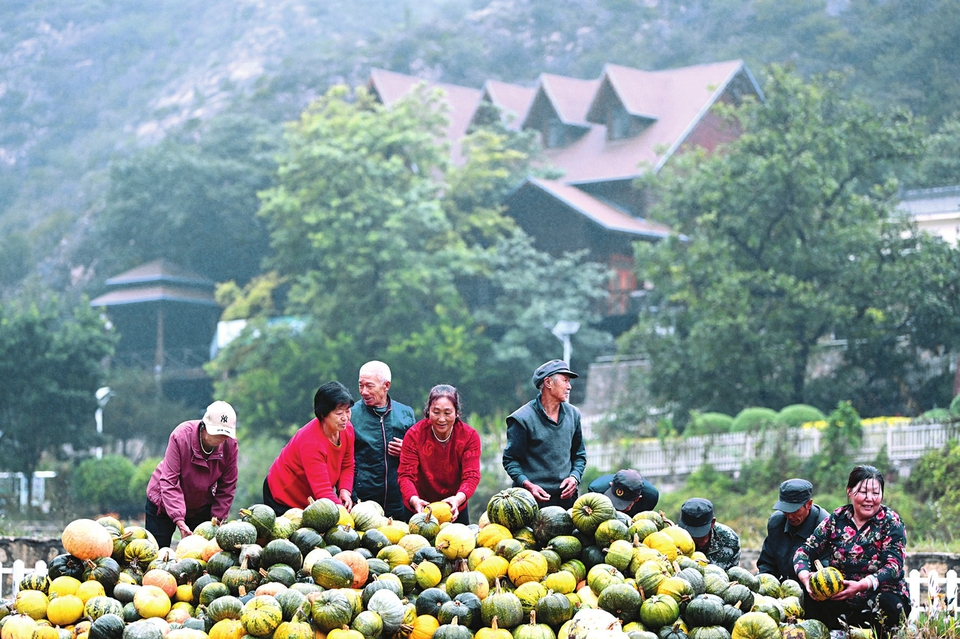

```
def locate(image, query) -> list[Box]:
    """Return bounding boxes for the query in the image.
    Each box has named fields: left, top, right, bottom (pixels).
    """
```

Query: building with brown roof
left=368, top=60, right=762, bottom=334
left=90, top=259, right=219, bottom=406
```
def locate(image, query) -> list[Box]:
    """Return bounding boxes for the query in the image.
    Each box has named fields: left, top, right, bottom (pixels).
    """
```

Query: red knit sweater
left=397, top=418, right=481, bottom=509
left=266, top=418, right=355, bottom=508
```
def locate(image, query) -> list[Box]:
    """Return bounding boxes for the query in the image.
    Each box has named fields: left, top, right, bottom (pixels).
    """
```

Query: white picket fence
left=583, top=421, right=960, bottom=479
left=0, top=560, right=47, bottom=599
left=907, top=569, right=960, bottom=621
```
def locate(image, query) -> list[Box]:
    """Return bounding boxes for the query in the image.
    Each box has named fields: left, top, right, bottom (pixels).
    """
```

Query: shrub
left=129, top=457, right=161, bottom=510
left=72, top=455, right=137, bottom=515
left=776, top=404, right=826, bottom=428
left=730, top=407, right=780, bottom=432
left=951, top=394, right=960, bottom=416
left=685, top=411, right=734, bottom=436
left=920, top=407, right=951, bottom=421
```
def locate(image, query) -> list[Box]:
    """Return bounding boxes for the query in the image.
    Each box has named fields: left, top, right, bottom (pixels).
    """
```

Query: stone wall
left=0, top=537, right=65, bottom=566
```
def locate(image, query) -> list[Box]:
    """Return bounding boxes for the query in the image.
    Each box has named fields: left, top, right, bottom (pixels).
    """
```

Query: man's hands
left=387, top=437, right=403, bottom=457
left=523, top=478, right=579, bottom=502
left=559, top=476, right=579, bottom=500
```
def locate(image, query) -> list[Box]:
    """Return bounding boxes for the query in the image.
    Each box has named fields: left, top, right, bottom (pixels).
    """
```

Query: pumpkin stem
left=529, top=610, right=536, bottom=625
left=632, top=533, right=640, bottom=547
left=491, top=617, right=499, bottom=630
left=814, top=559, right=825, bottom=571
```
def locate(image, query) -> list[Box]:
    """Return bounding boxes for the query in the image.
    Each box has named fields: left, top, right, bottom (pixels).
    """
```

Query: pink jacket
left=147, top=420, right=239, bottom=522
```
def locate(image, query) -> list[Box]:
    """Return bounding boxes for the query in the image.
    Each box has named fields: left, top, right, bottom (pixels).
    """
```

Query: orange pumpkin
left=61, top=520, right=113, bottom=561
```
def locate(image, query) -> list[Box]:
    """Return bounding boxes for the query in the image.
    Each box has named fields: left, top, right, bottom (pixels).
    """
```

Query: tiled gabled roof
left=104, top=259, right=213, bottom=288
left=522, top=177, right=671, bottom=239
left=547, top=60, right=756, bottom=184
left=368, top=68, right=482, bottom=164
left=523, top=74, right=599, bottom=129
left=481, top=79, right=536, bottom=130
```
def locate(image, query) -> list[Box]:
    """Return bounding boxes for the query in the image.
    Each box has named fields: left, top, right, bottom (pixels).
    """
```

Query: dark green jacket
left=757, top=503, right=828, bottom=580
left=351, top=397, right=416, bottom=519
left=502, top=397, right=586, bottom=498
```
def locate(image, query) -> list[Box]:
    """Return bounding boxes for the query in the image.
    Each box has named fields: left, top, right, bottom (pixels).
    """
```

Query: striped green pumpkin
left=240, top=595, right=283, bottom=637
left=809, top=564, right=844, bottom=601
left=486, top=488, right=539, bottom=531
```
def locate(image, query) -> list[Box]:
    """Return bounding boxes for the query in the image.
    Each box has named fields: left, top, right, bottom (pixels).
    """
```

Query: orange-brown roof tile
left=481, top=79, right=536, bottom=130
left=524, top=177, right=671, bottom=238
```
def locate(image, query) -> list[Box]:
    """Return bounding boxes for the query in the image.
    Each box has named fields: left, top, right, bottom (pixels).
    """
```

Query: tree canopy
left=620, top=66, right=960, bottom=423
left=209, top=84, right=611, bottom=437
left=0, top=288, right=114, bottom=505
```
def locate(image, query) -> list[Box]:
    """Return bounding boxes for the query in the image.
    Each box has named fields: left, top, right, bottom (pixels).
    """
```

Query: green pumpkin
left=193, top=518, right=220, bottom=540
left=351, top=609, right=384, bottom=639
left=206, top=551, right=239, bottom=578
left=688, top=626, right=730, bottom=639
left=414, top=587, right=451, bottom=617
left=216, top=521, right=259, bottom=552
left=597, top=583, right=642, bottom=622
left=487, top=488, right=540, bottom=531
left=241, top=594, right=283, bottom=637
left=123, top=619, right=162, bottom=639
left=301, top=498, right=342, bottom=533
left=85, top=596, right=125, bottom=621
left=532, top=506, right=575, bottom=545
left=677, top=568, right=706, bottom=596
left=362, top=577, right=404, bottom=607
left=274, top=619, right=316, bottom=639
left=434, top=618, right=475, bottom=639
left=262, top=539, right=304, bottom=571
left=205, top=595, right=244, bottom=622
left=221, top=563, right=262, bottom=596
left=408, top=509, right=441, bottom=541
left=274, top=588, right=308, bottom=621
left=311, top=557, right=354, bottom=589
left=639, top=594, right=681, bottom=630
left=684, top=594, right=725, bottom=628
left=587, top=563, right=625, bottom=595
left=481, top=584, right=525, bottom=629
left=720, top=584, right=754, bottom=612
left=289, top=527, right=327, bottom=556
left=594, top=519, right=631, bottom=549
left=439, top=599, right=477, bottom=628
left=199, top=580, right=231, bottom=607
left=240, top=504, right=278, bottom=540
left=534, top=592, right=573, bottom=628
left=570, top=493, right=617, bottom=536
left=311, top=589, right=355, bottom=632
left=546, top=536, right=583, bottom=562
left=512, top=611, right=556, bottom=639
left=88, top=614, right=126, bottom=639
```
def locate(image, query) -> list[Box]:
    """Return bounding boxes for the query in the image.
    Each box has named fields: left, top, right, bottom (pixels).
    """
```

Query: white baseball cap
left=202, top=401, right=237, bottom=438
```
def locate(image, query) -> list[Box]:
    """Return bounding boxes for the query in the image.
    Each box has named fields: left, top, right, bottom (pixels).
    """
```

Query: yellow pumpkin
left=544, top=570, right=577, bottom=595
left=14, top=590, right=48, bottom=620
left=209, top=619, right=247, bottom=639
left=408, top=615, right=439, bottom=639
left=642, top=531, right=679, bottom=561
left=507, top=550, right=548, bottom=586
left=476, top=524, right=513, bottom=550
left=428, top=502, right=453, bottom=524
left=133, top=585, right=172, bottom=619
left=1, top=615, right=39, bottom=639
left=661, top=526, right=696, bottom=557
left=414, top=562, right=443, bottom=589
left=45, top=595, right=84, bottom=626
left=48, top=577, right=82, bottom=598
left=434, top=523, right=476, bottom=560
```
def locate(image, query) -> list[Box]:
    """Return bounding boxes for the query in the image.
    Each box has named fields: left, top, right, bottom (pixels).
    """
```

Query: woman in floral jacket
left=794, top=465, right=911, bottom=633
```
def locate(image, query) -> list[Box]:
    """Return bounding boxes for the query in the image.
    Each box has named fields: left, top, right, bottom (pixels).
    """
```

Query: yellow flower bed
left=802, top=416, right=912, bottom=429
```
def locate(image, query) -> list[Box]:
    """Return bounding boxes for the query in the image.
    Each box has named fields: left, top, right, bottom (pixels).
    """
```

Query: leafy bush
left=71, top=455, right=137, bottom=516
left=129, top=457, right=161, bottom=511
left=951, top=394, right=960, bottom=416
left=730, top=407, right=780, bottom=432
left=776, top=404, right=826, bottom=428
left=685, top=411, right=734, bottom=436
left=922, top=407, right=952, bottom=421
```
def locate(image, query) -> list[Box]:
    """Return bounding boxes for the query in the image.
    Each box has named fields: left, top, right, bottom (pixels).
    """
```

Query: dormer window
left=609, top=105, right=631, bottom=140
left=546, top=118, right=565, bottom=148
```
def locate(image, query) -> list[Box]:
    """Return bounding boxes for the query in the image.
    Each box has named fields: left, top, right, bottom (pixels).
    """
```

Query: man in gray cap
left=587, top=469, right=660, bottom=516
left=502, top=359, right=587, bottom=508
left=678, top=497, right=741, bottom=569
left=757, top=478, right=828, bottom=581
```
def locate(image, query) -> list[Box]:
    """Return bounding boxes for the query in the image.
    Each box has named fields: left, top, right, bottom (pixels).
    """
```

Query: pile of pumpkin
left=0, top=488, right=858, bottom=639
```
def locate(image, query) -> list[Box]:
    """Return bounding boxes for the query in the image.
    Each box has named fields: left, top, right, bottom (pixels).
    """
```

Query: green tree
left=620, top=66, right=940, bottom=421
left=99, top=368, right=192, bottom=457
left=86, top=114, right=281, bottom=286
left=71, top=455, right=137, bottom=515
left=0, top=289, right=115, bottom=509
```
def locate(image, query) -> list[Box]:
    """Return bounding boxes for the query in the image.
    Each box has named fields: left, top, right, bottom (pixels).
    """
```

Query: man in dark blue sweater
left=502, top=359, right=586, bottom=509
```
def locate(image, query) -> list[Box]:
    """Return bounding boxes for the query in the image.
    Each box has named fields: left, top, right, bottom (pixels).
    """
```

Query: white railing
left=0, top=559, right=47, bottom=599
left=585, top=422, right=960, bottom=479
left=908, top=569, right=959, bottom=621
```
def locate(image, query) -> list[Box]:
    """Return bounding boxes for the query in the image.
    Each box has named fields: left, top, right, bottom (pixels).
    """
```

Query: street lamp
left=95, top=386, right=114, bottom=460
left=550, top=320, right=580, bottom=365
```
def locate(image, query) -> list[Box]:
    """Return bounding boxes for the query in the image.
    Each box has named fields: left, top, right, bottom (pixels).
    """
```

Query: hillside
left=1, top=0, right=959, bottom=292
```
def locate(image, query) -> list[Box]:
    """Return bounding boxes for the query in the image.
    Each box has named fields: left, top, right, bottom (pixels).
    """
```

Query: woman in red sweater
left=398, top=384, right=481, bottom=524
left=263, top=381, right=356, bottom=512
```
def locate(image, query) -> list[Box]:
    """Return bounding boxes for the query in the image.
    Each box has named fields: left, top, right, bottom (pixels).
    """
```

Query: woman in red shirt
left=398, top=384, right=481, bottom=524
left=263, top=381, right=356, bottom=512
